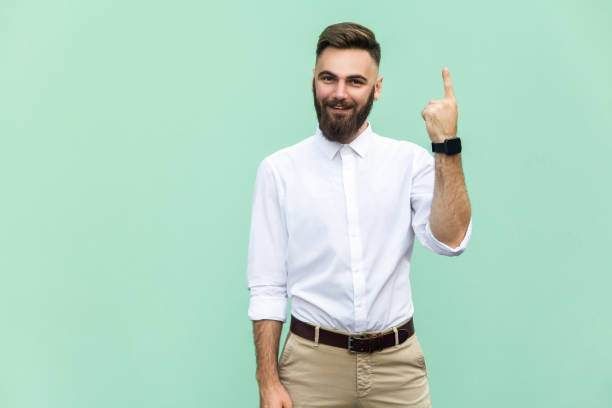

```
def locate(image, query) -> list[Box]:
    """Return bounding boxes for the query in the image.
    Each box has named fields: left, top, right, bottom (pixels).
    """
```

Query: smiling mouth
left=329, top=106, right=351, bottom=112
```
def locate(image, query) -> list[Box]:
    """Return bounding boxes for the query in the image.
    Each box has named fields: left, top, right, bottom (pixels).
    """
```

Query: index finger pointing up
left=442, top=67, right=454, bottom=99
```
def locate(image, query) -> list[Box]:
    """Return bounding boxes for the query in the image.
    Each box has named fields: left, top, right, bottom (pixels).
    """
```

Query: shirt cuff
left=425, top=216, right=472, bottom=256
left=247, top=294, right=288, bottom=322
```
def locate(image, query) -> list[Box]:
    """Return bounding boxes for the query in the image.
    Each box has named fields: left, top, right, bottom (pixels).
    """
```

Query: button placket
left=340, top=145, right=366, bottom=332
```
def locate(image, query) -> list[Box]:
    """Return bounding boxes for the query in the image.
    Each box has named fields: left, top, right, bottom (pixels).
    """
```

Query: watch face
left=445, top=137, right=461, bottom=154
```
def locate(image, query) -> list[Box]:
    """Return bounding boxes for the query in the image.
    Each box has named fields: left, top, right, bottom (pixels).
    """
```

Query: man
left=246, top=22, right=472, bottom=408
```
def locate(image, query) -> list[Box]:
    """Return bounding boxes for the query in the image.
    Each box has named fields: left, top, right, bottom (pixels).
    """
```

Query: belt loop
left=314, top=325, right=320, bottom=348
left=393, top=326, right=399, bottom=346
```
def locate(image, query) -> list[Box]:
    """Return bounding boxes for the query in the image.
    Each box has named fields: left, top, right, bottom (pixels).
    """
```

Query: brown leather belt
left=289, top=314, right=415, bottom=353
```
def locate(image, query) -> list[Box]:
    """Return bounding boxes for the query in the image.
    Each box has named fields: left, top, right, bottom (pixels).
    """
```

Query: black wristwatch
left=432, top=137, right=461, bottom=155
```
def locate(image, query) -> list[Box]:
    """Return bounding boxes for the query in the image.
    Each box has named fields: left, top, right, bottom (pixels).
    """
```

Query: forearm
left=253, top=319, right=283, bottom=388
left=429, top=152, right=471, bottom=248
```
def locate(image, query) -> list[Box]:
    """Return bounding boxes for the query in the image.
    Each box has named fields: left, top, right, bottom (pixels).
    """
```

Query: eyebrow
left=318, top=70, right=367, bottom=82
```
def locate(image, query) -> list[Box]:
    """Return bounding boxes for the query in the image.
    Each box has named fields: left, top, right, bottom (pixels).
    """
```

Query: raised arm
left=420, top=67, right=471, bottom=249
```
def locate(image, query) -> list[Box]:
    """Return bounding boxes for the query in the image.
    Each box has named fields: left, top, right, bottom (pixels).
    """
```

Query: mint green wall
left=1, top=1, right=610, bottom=406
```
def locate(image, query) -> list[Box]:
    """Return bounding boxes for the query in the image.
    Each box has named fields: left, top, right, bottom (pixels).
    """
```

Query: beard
left=313, top=79, right=375, bottom=144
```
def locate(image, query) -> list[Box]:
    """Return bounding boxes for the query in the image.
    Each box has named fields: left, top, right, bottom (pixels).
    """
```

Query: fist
left=421, top=67, right=458, bottom=143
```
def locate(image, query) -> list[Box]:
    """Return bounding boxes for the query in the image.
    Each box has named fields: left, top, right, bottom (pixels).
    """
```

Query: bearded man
left=247, top=21, right=472, bottom=408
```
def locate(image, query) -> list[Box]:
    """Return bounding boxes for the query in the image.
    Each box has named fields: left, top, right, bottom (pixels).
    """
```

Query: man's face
left=312, top=47, right=383, bottom=143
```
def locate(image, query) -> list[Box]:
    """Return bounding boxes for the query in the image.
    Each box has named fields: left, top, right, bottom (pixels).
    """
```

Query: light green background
left=1, top=0, right=611, bottom=406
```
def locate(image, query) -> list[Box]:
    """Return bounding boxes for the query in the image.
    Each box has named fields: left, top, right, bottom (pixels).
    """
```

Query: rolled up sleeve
left=245, top=158, right=289, bottom=321
left=410, top=146, right=472, bottom=257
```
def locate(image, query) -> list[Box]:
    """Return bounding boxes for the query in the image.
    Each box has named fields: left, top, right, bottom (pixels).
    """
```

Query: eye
left=350, top=79, right=363, bottom=85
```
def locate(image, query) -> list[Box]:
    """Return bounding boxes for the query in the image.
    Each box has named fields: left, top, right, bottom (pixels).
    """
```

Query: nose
left=332, top=79, right=349, bottom=101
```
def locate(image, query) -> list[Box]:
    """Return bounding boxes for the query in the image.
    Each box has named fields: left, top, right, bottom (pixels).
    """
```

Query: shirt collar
left=315, top=120, right=373, bottom=160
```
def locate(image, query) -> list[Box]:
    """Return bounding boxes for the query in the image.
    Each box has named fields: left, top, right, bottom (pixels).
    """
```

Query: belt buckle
left=347, top=334, right=361, bottom=353
left=348, top=333, right=380, bottom=353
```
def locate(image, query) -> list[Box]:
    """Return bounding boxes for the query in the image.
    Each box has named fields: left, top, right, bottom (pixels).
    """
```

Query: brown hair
left=316, top=22, right=381, bottom=67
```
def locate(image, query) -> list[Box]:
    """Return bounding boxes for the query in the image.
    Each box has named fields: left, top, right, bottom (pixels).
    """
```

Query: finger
left=442, top=67, right=454, bottom=99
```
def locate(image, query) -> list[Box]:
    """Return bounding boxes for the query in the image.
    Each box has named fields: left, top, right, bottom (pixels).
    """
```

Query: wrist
left=430, top=133, right=456, bottom=144
left=257, top=372, right=281, bottom=388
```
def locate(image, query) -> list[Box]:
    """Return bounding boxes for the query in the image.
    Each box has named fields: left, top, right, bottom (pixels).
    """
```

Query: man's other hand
left=259, top=381, right=293, bottom=408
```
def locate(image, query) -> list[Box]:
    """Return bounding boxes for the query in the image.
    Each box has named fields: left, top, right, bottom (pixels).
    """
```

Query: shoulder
left=373, top=133, right=432, bottom=163
left=253, top=134, right=316, bottom=193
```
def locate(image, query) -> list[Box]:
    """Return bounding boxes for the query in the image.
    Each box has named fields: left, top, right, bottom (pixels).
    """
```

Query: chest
left=283, top=157, right=413, bottom=242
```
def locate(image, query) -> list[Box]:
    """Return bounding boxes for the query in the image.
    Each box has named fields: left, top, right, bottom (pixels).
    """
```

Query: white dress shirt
left=246, top=121, right=472, bottom=333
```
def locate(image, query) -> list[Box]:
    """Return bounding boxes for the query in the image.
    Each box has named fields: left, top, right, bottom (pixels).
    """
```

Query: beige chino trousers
left=278, top=316, right=432, bottom=408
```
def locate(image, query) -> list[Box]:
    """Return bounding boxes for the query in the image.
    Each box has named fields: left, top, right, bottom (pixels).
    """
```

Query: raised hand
left=421, top=67, right=458, bottom=143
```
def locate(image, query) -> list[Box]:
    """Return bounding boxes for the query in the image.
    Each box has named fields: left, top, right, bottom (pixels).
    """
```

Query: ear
left=374, top=75, right=383, bottom=101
